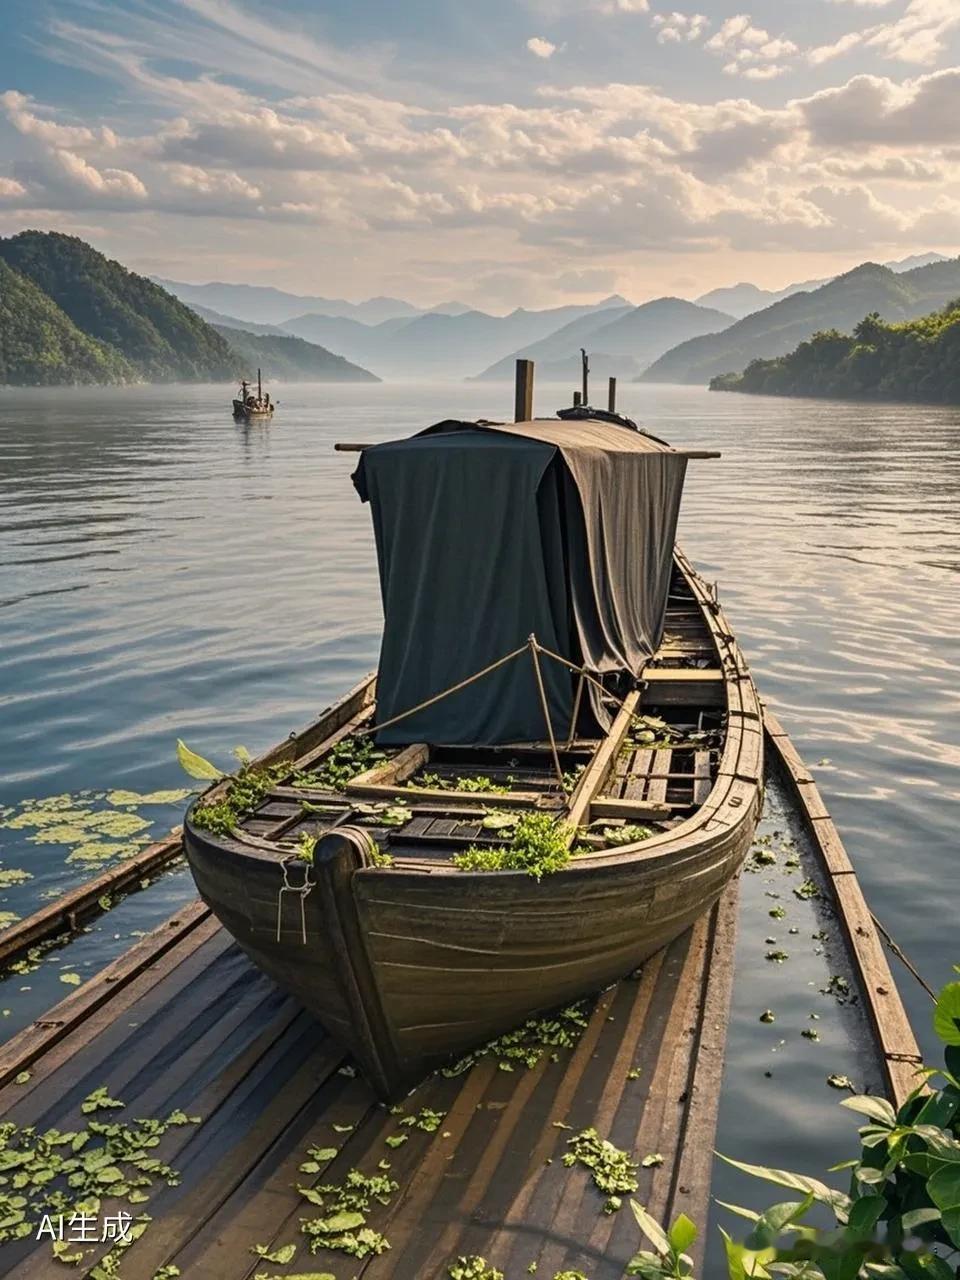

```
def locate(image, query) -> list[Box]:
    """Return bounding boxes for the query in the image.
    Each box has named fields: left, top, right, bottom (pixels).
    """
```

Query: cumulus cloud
left=526, top=37, right=558, bottom=58
left=705, top=15, right=799, bottom=77
left=797, top=67, right=960, bottom=145
left=596, top=0, right=650, bottom=12
left=651, top=13, right=710, bottom=44
left=0, top=37, right=958, bottom=288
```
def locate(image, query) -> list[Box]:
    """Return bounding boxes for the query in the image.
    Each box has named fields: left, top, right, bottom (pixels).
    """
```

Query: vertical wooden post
left=580, top=348, right=589, bottom=406
left=573, top=391, right=582, bottom=408
left=608, top=377, right=617, bottom=413
left=514, top=359, right=534, bottom=423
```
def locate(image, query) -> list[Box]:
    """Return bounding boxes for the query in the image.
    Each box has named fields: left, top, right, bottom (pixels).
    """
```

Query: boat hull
left=183, top=552, right=763, bottom=1099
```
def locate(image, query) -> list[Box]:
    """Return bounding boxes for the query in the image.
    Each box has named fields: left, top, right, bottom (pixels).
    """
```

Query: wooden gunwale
left=762, top=709, right=923, bottom=1107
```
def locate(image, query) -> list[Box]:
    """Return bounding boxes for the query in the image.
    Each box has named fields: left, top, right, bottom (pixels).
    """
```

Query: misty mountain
left=695, top=280, right=823, bottom=320
left=189, top=302, right=289, bottom=336
left=642, top=259, right=960, bottom=386
left=156, top=278, right=467, bottom=326
left=477, top=298, right=733, bottom=383
left=696, top=253, right=949, bottom=320
left=279, top=296, right=631, bottom=378
left=213, top=324, right=379, bottom=382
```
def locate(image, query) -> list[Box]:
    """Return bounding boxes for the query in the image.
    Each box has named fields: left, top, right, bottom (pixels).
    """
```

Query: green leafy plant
left=629, top=969, right=960, bottom=1279
left=415, top=772, right=509, bottom=794
left=628, top=1203, right=698, bottom=1278
left=452, top=812, right=571, bottom=879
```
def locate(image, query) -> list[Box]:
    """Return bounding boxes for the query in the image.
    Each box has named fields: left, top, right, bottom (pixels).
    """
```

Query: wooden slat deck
left=0, top=886, right=738, bottom=1280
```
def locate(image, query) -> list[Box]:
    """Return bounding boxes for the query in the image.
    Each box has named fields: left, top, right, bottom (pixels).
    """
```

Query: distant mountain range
left=474, top=298, right=734, bottom=382
left=214, top=323, right=379, bottom=383
left=695, top=253, right=949, bottom=320
left=0, top=232, right=377, bottom=386
left=153, top=279, right=472, bottom=326
left=271, top=299, right=630, bottom=379
left=642, top=258, right=960, bottom=386
left=100, top=249, right=960, bottom=390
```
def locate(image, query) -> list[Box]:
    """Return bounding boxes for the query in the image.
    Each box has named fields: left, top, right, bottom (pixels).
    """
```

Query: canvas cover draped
left=352, top=418, right=687, bottom=745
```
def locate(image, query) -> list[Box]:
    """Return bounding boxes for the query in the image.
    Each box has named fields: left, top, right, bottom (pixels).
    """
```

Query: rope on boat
left=276, top=856, right=315, bottom=945
left=356, top=634, right=646, bottom=789
left=869, top=911, right=938, bottom=1004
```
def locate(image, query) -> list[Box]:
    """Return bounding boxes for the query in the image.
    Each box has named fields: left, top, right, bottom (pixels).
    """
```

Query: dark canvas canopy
left=352, top=418, right=688, bottom=745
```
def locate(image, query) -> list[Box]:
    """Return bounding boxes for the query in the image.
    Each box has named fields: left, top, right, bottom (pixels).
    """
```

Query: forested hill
left=710, top=303, right=960, bottom=404
left=0, top=231, right=238, bottom=383
left=0, top=259, right=134, bottom=386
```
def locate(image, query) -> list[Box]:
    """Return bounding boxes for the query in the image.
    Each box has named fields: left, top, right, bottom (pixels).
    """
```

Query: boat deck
left=0, top=888, right=737, bottom=1280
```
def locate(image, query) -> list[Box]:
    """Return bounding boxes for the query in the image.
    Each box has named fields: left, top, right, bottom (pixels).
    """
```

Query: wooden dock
left=0, top=715, right=918, bottom=1280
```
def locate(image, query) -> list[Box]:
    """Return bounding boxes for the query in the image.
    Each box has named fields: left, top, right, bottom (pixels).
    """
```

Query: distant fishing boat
left=232, top=368, right=274, bottom=420
left=186, top=358, right=762, bottom=1100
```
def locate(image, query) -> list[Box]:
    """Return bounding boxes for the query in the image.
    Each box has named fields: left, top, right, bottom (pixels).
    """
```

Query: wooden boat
left=0, top=710, right=919, bottom=1280
left=184, top=368, right=763, bottom=1100
left=232, top=367, right=274, bottom=419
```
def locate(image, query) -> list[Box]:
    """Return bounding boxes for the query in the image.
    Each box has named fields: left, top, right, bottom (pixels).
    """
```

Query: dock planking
left=0, top=882, right=738, bottom=1280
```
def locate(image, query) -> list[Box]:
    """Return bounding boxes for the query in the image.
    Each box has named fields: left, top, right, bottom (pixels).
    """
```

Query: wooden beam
left=565, top=691, right=640, bottom=834
left=607, top=376, right=617, bottom=413
left=590, top=797, right=673, bottom=820
left=514, top=358, right=534, bottom=423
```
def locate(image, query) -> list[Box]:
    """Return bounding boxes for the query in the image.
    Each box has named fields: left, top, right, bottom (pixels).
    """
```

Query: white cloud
left=49, top=150, right=147, bottom=201
left=808, top=32, right=866, bottom=65
left=705, top=15, right=799, bottom=77
left=736, top=64, right=789, bottom=81
left=651, top=13, right=710, bottom=44
left=797, top=67, right=960, bottom=145
left=0, top=177, right=26, bottom=198
left=526, top=37, right=558, bottom=58
left=597, top=0, right=650, bottom=12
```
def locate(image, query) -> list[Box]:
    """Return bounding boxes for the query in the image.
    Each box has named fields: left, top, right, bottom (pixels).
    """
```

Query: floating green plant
left=452, top=812, right=571, bottom=878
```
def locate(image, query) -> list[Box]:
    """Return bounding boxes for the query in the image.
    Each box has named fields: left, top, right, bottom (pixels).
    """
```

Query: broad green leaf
left=845, top=1195, right=885, bottom=1237
left=668, top=1213, right=697, bottom=1255
left=943, top=1206, right=960, bottom=1248
left=626, top=1254, right=671, bottom=1280
left=233, top=746, right=252, bottom=765
left=630, top=1202, right=670, bottom=1256
left=746, top=1198, right=814, bottom=1251
left=899, top=1207, right=940, bottom=1231
left=176, top=740, right=224, bottom=781
left=934, top=982, right=960, bottom=1046
left=840, top=1095, right=896, bottom=1127
left=928, top=1162, right=960, bottom=1210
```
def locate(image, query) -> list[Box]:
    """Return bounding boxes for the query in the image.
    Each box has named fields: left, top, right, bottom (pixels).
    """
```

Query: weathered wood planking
left=0, top=890, right=739, bottom=1280
left=763, top=710, right=922, bottom=1106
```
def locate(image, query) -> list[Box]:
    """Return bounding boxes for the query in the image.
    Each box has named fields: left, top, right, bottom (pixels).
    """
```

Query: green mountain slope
left=711, top=303, right=960, bottom=404
left=0, top=259, right=133, bottom=386
left=214, top=324, right=380, bottom=382
left=0, top=231, right=238, bottom=381
left=641, top=260, right=960, bottom=385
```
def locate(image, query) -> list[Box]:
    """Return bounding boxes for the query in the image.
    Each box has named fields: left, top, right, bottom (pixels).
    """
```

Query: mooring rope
left=869, top=911, right=938, bottom=1003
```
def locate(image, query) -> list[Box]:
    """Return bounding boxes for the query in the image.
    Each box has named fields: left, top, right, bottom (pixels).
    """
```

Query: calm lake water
left=1, top=381, right=958, bottom=1263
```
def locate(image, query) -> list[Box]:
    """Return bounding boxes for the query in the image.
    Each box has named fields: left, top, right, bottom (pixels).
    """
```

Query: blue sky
left=0, top=0, right=958, bottom=308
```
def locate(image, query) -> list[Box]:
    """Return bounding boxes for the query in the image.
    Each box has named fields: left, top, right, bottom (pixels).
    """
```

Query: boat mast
left=258, top=367, right=262, bottom=402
